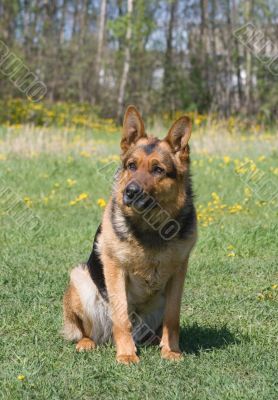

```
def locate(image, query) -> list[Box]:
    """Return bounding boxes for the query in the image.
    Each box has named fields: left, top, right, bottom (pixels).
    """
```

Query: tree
left=162, top=0, right=178, bottom=114
left=93, top=0, right=107, bottom=104
left=117, top=0, right=133, bottom=122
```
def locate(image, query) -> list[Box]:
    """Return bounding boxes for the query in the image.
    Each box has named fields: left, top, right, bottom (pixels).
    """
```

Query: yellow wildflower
left=17, top=375, right=25, bottom=381
left=97, top=198, right=106, bottom=208
left=250, top=163, right=257, bottom=172
left=69, top=192, right=89, bottom=206
left=23, top=197, right=32, bottom=207
left=78, top=193, right=89, bottom=201
left=67, top=178, right=76, bottom=188
left=229, top=204, right=243, bottom=214
left=223, top=156, right=231, bottom=164
left=270, top=167, right=278, bottom=176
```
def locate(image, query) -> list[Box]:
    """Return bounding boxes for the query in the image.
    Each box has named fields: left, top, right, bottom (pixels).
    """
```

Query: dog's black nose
left=123, top=182, right=142, bottom=205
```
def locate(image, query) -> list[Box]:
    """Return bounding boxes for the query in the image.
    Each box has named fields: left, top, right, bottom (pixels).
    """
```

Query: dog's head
left=114, top=105, right=192, bottom=223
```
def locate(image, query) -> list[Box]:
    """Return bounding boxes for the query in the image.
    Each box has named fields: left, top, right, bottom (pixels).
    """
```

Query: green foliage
left=108, top=14, right=129, bottom=41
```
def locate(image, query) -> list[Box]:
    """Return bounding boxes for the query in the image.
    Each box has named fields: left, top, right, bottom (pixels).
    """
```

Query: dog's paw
left=76, top=338, right=96, bottom=352
left=116, top=354, right=140, bottom=365
left=161, top=348, right=183, bottom=361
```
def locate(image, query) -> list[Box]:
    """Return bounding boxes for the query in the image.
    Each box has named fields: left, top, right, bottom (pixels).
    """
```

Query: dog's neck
left=110, top=195, right=196, bottom=248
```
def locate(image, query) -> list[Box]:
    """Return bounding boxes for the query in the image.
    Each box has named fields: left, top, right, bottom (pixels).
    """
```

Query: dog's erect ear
left=121, top=105, right=147, bottom=153
left=165, top=116, right=192, bottom=160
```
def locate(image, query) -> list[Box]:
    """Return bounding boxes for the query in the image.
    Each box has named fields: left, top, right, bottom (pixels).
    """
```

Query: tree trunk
left=93, top=0, right=107, bottom=104
left=225, top=0, right=233, bottom=116
left=231, top=0, right=243, bottom=111
left=200, top=0, right=210, bottom=110
left=117, top=0, right=133, bottom=122
left=245, top=0, right=253, bottom=115
left=210, top=0, right=218, bottom=111
left=163, top=0, right=178, bottom=113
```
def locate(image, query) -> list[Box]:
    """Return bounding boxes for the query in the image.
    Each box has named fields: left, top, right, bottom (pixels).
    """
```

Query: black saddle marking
left=87, top=224, right=108, bottom=301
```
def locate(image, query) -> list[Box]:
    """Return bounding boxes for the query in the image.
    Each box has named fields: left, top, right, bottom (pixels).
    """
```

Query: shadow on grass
left=180, top=323, right=240, bottom=355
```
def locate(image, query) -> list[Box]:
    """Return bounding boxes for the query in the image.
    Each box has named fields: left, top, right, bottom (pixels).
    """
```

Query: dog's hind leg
left=63, top=283, right=96, bottom=352
left=63, top=264, right=112, bottom=351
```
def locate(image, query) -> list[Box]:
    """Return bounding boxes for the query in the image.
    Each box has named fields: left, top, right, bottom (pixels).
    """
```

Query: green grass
left=0, top=134, right=277, bottom=400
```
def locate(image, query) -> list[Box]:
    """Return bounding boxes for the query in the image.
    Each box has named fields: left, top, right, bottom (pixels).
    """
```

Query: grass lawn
left=0, top=127, right=277, bottom=399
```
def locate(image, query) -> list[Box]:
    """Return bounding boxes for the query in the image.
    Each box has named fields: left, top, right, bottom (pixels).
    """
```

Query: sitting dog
left=63, top=105, right=197, bottom=364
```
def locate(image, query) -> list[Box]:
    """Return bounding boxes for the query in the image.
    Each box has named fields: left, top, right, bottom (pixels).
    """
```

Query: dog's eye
left=127, top=162, right=137, bottom=171
left=152, top=166, right=165, bottom=175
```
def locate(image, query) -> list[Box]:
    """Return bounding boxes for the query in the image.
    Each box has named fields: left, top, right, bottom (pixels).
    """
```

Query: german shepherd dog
left=63, top=106, right=197, bottom=364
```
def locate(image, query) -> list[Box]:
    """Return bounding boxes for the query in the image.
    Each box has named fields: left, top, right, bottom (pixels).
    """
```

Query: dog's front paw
left=76, top=338, right=96, bottom=352
left=161, top=348, right=183, bottom=361
left=116, top=354, right=140, bottom=365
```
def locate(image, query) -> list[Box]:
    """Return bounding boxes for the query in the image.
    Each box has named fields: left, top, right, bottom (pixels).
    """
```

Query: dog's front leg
left=160, top=259, right=188, bottom=361
left=103, top=255, right=139, bottom=364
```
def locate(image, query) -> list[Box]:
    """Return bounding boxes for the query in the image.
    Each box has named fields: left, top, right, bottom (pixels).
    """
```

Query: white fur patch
left=70, top=265, right=112, bottom=344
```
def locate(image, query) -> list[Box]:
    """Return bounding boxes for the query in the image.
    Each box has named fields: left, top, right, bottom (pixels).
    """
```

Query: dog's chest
left=125, top=248, right=181, bottom=303
left=109, top=234, right=194, bottom=303
left=130, top=256, right=166, bottom=291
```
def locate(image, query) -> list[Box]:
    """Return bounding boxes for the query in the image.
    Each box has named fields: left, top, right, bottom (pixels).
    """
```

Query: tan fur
left=63, top=106, right=197, bottom=364
left=63, top=283, right=85, bottom=341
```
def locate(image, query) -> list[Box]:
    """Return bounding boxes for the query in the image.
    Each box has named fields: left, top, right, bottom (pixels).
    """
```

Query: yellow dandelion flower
left=69, top=192, right=89, bottom=206
left=227, top=251, right=236, bottom=257
left=67, top=178, right=76, bottom=188
left=17, top=375, right=25, bottom=381
left=223, top=156, right=231, bottom=164
left=229, top=204, right=243, bottom=214
left=23, top=196, right=32, bottom=207
left=270, top=167, right=278, bottom=176
left=211, top=192, right=220, bottom=204
left=250, top=163, right=257, bottom=172
left=77, top=193, right=89, bottom=201
left=97, top=198, right=106, bottom=208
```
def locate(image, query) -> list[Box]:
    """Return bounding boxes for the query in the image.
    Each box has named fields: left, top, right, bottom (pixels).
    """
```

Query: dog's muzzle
left=123, top=182, right=142, bottom=206
left=123, top=182, right=154, bottom=211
